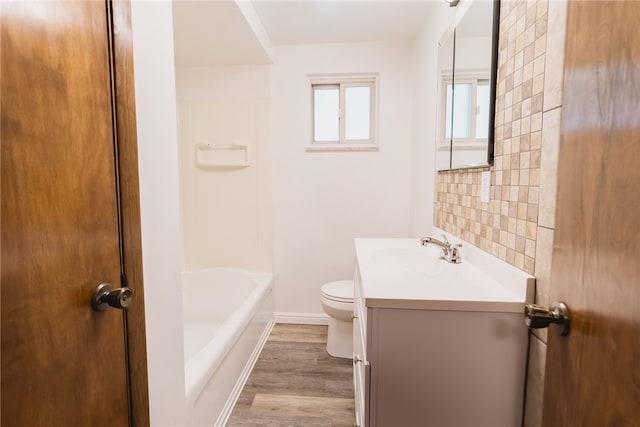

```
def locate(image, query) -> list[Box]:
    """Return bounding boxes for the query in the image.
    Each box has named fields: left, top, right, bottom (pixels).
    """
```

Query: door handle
left=524, top=302, right=570, bottom=336
left=92, top=283, right=133, bottom=311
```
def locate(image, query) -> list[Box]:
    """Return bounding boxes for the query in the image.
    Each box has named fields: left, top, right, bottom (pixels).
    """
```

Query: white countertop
left=354, top=233, right=535, bottom=313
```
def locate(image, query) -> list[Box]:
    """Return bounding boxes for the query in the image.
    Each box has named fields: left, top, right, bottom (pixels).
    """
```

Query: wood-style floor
left=226, top=324, right=355, bottom=426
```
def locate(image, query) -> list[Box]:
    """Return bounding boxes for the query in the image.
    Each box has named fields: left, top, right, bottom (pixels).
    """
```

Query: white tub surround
left=353, top=229, right=534, bottom=427
left=182, top=268, right=274, bottom=426
left=176, top=65, right=273, bottom=274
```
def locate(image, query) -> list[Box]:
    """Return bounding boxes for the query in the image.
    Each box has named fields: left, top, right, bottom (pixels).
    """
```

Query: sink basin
left=354, top=234, right=535, bottom=312
left=368, top=245, right=445, bottom=276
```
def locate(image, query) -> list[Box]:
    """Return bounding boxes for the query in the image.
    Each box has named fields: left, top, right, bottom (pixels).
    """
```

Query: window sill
left=438, top=141, right=488, bottom=151
left=305, top=143, right=379, bottom=152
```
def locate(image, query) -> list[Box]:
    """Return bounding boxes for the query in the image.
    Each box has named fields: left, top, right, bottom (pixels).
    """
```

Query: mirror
left=436, top=0, right=499, bottom=170
left=436, top=28, right=455, bottom=170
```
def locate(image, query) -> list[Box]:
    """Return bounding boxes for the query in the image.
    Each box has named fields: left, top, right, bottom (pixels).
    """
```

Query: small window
left=309, top=74, right=377, bottom=151
left=442, top=73, right=489, bottom=145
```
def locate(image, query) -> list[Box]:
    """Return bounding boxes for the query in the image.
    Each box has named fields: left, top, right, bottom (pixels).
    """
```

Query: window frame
left=440, top=69, right=491, bottom=149
left=308, top=73, right=378, bottom=152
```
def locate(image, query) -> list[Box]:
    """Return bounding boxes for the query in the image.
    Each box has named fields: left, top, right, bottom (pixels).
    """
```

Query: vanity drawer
left=353, top=323, right=369, bottom=427
left=353, top=266, right=368, bottom=358
left=353, top=266, right=369, bottom=426
left=353, top=337, right=366, bottom=426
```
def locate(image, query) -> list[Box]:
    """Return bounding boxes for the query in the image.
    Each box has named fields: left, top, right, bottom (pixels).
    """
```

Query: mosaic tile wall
left=435, top=0, right=550, bottom=276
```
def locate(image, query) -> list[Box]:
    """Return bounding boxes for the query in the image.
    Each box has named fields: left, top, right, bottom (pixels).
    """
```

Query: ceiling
left=252, top=1, right=434, bottom=46
left=172, top=0, right=436, bottom=67
left=172, top=1, right=271, bottom=67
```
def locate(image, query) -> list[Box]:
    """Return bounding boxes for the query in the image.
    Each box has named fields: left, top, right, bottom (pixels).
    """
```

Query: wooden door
left=542, top=1, right=640, bottom=425
left=1, top=1, right=141, bottom=425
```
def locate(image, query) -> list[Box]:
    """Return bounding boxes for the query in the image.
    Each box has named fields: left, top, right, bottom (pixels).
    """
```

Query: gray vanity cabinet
left=353, top=266, right=527, bottom=427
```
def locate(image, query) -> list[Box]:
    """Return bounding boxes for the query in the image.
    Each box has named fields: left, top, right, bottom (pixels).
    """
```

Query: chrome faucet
left=420, top=234, right=463, bottom=264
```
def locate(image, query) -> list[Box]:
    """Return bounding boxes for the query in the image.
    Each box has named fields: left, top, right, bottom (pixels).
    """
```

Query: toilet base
left=326, top=317, right=353, bottom=359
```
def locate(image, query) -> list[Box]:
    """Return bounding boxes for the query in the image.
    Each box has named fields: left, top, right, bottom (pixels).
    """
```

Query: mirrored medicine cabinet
left=436, top=0, right=500, bottom=171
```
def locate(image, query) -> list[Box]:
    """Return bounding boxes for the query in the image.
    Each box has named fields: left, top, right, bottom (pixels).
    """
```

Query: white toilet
left=320, top=280, right=354, bottom=359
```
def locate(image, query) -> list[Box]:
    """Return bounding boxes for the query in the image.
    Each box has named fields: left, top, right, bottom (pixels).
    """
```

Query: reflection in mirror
left=436, top=0, right=499, bottom=170
left=452, top=0, right=496, bottom=168
left=435, top=30, right=455, bottom=171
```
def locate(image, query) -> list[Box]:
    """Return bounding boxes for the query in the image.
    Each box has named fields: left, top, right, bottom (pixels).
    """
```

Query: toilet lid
left=321, top=280, right=354, bottom=303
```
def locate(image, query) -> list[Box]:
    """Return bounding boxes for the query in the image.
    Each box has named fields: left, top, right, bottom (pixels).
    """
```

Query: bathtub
left=182, top=268, right=274, bottom=426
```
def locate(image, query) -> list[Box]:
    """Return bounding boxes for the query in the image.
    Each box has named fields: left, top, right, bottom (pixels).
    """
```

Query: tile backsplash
left=435, top=0, right=552, bottom=276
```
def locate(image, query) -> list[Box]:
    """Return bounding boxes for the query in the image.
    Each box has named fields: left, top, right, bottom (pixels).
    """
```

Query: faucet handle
left=441, top=233, right=450, bottom=245
left=449, top=243, right=463, bottom=263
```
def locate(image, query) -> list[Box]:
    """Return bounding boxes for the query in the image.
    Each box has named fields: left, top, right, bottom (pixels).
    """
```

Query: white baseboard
left=214, top=319, right=275, bottom=427
left=274, top=312, right=330, bottom=325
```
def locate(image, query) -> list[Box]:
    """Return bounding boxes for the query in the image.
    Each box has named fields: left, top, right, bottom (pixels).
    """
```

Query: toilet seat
left=321, top=280, right=354, bottom=303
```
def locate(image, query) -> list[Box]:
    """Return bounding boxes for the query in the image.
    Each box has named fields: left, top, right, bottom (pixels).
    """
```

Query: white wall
left=456, top=35, right=493, bottom=70
left=130, top=3, right=186, bottom=425
left=175, top=66, right=273, bottom=272
left=271, top=42, right=414, bottom=317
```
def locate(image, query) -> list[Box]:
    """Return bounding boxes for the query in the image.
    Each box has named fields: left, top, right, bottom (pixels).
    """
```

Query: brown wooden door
left=1, top=1, right=131, bottom=425
left=541, top=1, right=640, bottom=426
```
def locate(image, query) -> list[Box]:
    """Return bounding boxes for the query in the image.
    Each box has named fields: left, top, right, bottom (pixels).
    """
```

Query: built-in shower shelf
left=196, top=143, right=250, bottom=168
